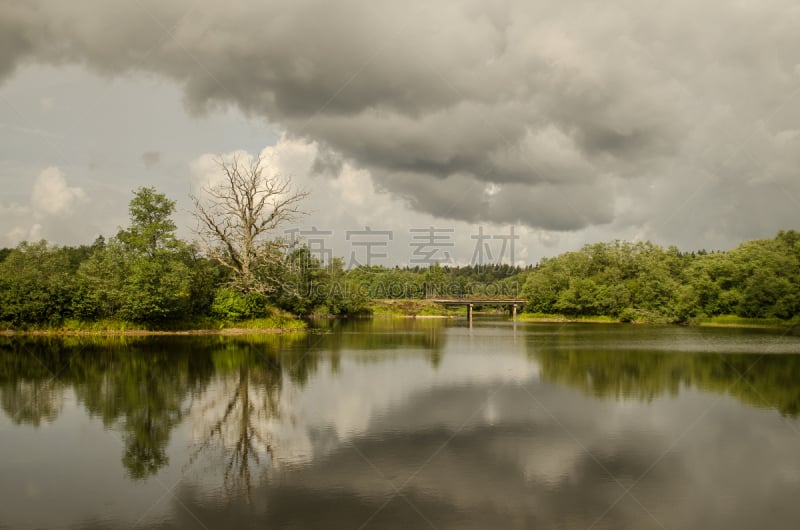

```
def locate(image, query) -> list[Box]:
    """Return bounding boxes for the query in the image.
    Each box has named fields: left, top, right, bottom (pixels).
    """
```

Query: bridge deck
left=429, top=299, right=526, bottom=306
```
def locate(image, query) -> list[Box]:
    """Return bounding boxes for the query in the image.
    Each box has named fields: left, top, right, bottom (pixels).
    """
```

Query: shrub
left=211, top=288, right=270, bottom=321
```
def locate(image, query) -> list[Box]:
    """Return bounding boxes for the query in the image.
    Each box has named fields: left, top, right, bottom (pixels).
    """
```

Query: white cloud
left=0, top=167, right=89, bottom=245
left=5, top=223, right=42, bottom=244
left=30, top=167, right=87, bottom=217
left=190, top=137, right=573, bottom=266
left=189, top=149, right=252, bottom=194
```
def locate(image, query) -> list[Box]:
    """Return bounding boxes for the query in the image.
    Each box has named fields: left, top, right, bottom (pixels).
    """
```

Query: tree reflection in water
left=0, top=327, right=436, bottom=494
left=188, top=334, right=316, bottom=498
left=0, top=336, right=216, bottom=479
left=0, top=337, right=75, bottom=426
left=75, top=348, right=205, bottom=479
left=530, top=343, right=800, bottom=416
left=191, top=360, right=280, bottom=497
left=7, top=323, right=797, bottom=500
left=1, top=379, right=65, bottom=426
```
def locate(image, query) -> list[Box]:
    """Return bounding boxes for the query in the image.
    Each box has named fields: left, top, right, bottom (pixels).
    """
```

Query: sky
left=1, top=0, right=799, bottom=266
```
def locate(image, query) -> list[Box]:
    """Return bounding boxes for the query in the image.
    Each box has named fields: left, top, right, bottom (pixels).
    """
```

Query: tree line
left=520, top=232, right=800, bottom=323
left=0, top=158, right=797, bottom=326
left=0, top=186, right=362, bottom=327
left=0, top=152, right=528, bottom=328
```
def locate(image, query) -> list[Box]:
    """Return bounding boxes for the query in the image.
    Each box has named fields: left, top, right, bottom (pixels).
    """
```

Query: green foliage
left=341, top=262, right=525, bottom=301
left=183, top=245, right=225, bottom=318
left=522, top=233, right=800, bottom=323
left=272, top=251, right=368, bottom=316
left=368, top=298, right=462, bottom=317
left=74, top=188, right=193, bottom=323
left=117, top=186, right=179, bottom=256
left=121, top=252, right=192, bottom=321
left=700, top=314, right=800, bottom=328
left=74, top=242, right=194, bottom=323
left=0, top=241, right=81, bottom=326
left=211, top=288, right=271, bottom=321
left=73, top=240, right=128, bottom=320
left=554, top=278, right=598, bottom=316
left=0, top=180, right=797, bottom=332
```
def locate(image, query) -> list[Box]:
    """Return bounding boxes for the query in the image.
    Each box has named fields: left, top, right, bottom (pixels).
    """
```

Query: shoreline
left=1, top=327, right=306, bottom=337
left=518, top=315, right=798, bottom=330
left=368, top=314, right=456, bottom=319
left=3, top=313, right=797, bottom=336
left=518, top=317, right=619, bottom=324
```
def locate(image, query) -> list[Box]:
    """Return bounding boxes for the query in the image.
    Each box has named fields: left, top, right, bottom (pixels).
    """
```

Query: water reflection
left=1, top=337, right=215, bottom=479
left=191, top=341, right=296, bottom=498
left=0, top=322, right=447, bottom=486
left=2, top=322, right=800, bottom=529
left=528, top=327, right=800, bottom=416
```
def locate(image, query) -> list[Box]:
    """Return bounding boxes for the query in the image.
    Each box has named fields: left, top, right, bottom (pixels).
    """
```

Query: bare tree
left=192, top=154, right=308, bottom=294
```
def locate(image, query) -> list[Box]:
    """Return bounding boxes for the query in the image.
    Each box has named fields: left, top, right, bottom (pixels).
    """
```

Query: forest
left=0, top=185, right=798, bottom=329
left=520, top=231, right=800, bottom=324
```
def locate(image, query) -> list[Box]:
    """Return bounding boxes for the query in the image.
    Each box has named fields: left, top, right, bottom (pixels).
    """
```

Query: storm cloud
left=2, top=0, right=799, bottom=237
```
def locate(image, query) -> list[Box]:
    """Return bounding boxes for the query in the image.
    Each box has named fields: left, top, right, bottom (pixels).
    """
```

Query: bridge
left=429, top=298, right=527, bottom=322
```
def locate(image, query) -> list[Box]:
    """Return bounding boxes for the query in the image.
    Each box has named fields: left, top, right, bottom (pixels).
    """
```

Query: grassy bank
left=4, top=307, right=798, bottom=334
left=519, top=312, right=799, bottom=329
left=697, top=314, right=800, bottom=329
left=518, top=313, right=619, bottom=324
left=367, top=299, right=464, bottom=318
left=1, top=312, right=307, bottom=335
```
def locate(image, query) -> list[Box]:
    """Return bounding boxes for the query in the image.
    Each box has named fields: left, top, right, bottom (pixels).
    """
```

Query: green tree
left=73, top=240, right=129, bottom=319
left=422, top=263, right=447, bottom=298
left=0, top=241, right=80, bottom=326
left=554, top=278, right=598, bottom=316
left=75, top=188, right=192, bottom=323
left=118, top=186, right=180, bottom=256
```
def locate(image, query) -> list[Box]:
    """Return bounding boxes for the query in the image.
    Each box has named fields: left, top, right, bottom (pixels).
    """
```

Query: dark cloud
left=2, top=0, right=799, bottom=240
left=0, top=3, right=34, bottom=80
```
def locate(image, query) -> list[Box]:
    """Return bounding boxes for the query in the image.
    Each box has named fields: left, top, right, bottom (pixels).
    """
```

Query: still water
left=2, top=319, right=800, bottom=529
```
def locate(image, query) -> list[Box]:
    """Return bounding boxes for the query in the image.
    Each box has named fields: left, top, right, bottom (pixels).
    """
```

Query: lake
left=2, top=319, right=800, bottom=529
